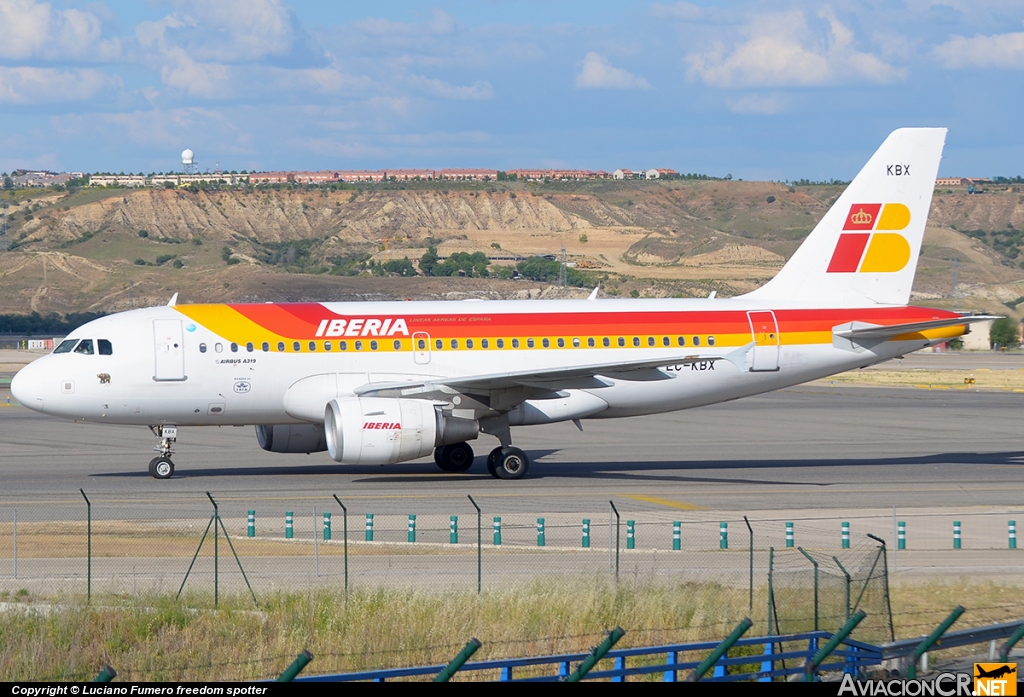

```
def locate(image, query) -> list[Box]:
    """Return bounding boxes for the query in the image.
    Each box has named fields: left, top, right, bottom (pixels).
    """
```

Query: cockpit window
left=98, top=339, right=113, bottom=355
left=53, top=339, right=77, bottom=354
left=73, top=339, right=95, bottom=355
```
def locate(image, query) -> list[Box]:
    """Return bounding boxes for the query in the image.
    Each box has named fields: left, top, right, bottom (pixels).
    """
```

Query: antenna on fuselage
left=588, top=287, right=600, bottom=301
left=167, top=292, right=178, bottom=307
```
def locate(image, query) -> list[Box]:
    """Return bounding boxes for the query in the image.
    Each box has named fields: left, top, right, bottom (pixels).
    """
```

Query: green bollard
left=953, top=520, right=961, bottom=549
left=673, top=521, right=681, bottom=551
left=408, top=514, right=416, bottom=543
left=365, top=513, right=374, bottom=541
left=627, top=520, right=635, bottom=549
left=285, top=511, right=293, bottom=539
left=493, top=516, right=501, bottom=546
left=323, top=511, right=331, bottom=541
left=247, top=510, right=255, bottom=538
left=582, top=519, right=591, bottom=548
left=537, top=518, right=545, bottom=547
left=842, top=521, right=850, bottom=549
left=898, top=521, right=906, bottom=550
left=93, top=666, right=117, bottom=682
left=720, top=522, right=728, bottom=549
left=1010, top=520, right=1017, bottom=550
left=786, top=521, right=794, bottom=548
left=276, top=650, right=313, bottom=682
left=450, top=515, right=458, bottom=544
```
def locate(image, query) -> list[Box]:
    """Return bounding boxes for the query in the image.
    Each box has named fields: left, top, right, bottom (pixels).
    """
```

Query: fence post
left=92, top=666, right=117, bottom=682
left=248, top=510, right=255, bottom=538
left=563, top=628, right=625, bottom=683
left=898, top=521, right=906, bottom=550
left=907, top=606, right=965, bottom=679
left=493, top=516, right=501, bottom=546
left=673, top=521, right=681, bottom=551
left=285, top=511, right=293, bottom=540
left=786, top=521, right=794, bottom=548
left=1009, top=520, right=1017, bottom=550
left=842, top=521, right=850, bottom=549
left=408, top=514, right=416, bottom=543
left=12, top=508, right=16, bottom=580
left=609, top=500, right=620, bottom=581
left=953, top=520, right=961, bottom=549
left=720, top=522, right=728, bottom=549
left=450, top=515, right=458, bottom=544
left=365, top=513, right=374, bottom=541
left=468, top=495, right=481, bottom=594
left=744, top=516, right=754, bottom=616
left=80, top=489, right=91, bottom=604
left=1000, top=622, right=1024, bottom=661
left=276, top=650, right=313, bottom=682
left=803, top=611, right=867, bottom=682
left=798, top=547, right=820, bottom=631
left=688, top=618, right=752, bottom=681
left=582, top=519, right=591, bottom=548
left=627, top=520, right=635, bottom=549
left=332, top=495, right=348, bottom=597
left=537, top=518, right=545, bottom=547
left=433, top=639, right=482, bottom=683
left=323, top=512, right=331, bottom=541
left=313, top=506, right=318, bottom=577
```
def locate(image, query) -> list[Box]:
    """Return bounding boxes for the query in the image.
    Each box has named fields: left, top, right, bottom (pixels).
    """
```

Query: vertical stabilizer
left=742, top=128, right=946, bottom=307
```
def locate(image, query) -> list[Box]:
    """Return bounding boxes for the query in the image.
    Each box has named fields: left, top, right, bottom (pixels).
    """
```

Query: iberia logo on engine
left=364, top=422, right=401, bottom=430
left=827, top=203, right=912, bottom=273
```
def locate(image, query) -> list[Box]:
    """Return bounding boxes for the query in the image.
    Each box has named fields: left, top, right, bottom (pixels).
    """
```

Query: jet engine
left=324, top=397, right=478, bottom=465
left=255, top=424, right=328, bottom=454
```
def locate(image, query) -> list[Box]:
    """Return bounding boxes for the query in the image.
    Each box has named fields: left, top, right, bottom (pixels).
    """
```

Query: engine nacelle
left=325, top=398, right=478, bottom=465
left=255, top=424, right=328, bottom=454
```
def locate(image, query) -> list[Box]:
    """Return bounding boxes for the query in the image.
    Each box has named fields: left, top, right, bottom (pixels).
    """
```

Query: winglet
left=167, top=293, right=178, bottom=307
left=588, top=287, right=600, bottom=301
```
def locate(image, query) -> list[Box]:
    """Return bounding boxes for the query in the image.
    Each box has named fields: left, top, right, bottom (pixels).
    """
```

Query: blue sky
left=1, top=0, right=1022, bottom=180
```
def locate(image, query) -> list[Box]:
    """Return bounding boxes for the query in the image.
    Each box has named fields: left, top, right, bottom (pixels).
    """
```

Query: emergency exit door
left=153, top=319, right=186, bottom=381
left=412, top=332, right=431, bottom=365
left=747, top=311, right=780, bottom=372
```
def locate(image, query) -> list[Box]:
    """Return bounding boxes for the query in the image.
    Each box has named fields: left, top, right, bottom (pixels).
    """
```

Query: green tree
left=989, top=317, right=1021, bottom=349
left=419, top=246, right=439, bottom=276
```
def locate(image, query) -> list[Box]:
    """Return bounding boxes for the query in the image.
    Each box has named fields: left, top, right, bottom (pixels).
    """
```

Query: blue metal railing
left=294, top=630, right=883, bottom=682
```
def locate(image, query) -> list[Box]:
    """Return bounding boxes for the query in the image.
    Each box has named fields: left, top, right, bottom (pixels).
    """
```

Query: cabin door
left=153, top=319, right=186, bottom=381
left=413, top=332, right=431, bottom=365
left=747, top=311, right=780, bottom=372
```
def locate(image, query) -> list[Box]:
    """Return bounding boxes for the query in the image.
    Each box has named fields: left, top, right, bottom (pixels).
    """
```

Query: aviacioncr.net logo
left=838, top=672, right=973, bottom=696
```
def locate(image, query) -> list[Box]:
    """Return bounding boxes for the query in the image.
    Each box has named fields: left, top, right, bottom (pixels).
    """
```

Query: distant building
left=89, top=175, right=147, bottom=187
left=646, top=168, right=679, bottom=179
left=439, top=168, right=498, bottom=181
left=613, top=169, right=634, bottom=180
left=936, top=177, right=992, bottom=187
left=11, top=170, right=76, bottom=188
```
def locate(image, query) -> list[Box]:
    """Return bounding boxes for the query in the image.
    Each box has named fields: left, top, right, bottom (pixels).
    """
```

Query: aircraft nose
left=11, top=362, right=45, bottom=412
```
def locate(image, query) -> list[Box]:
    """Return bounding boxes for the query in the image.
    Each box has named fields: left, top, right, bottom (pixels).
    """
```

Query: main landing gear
left=148, top=424, right=177, bottom=479
left=432, top=442, right=531, bottom=479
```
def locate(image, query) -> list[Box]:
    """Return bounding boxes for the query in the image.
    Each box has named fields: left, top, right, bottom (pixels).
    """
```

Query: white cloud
left=728, top=93, right=787, bottom=114
left=575, top=52, right=652, bottom=90
left=158, top=48, right=232, bottom=98
left=685, top=10, right=904, bottom=88
left=933, top=32, right=1024, bottom=68
left=354, top=9, right=457, bottom=38
left=0, top=67, right=118, bottom=104
left=408, top=75, right=494, bottom=100
left=0, top=0, right=121, bottom=61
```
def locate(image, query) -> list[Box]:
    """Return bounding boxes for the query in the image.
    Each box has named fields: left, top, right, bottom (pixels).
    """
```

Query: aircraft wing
left=833, top=315, right=1000, bottom=341
left=355, top=344, right=753, bottom=398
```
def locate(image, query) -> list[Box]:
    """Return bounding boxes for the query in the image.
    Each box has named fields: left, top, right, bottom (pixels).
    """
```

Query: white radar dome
left=181, top=149, right=194, bottom=164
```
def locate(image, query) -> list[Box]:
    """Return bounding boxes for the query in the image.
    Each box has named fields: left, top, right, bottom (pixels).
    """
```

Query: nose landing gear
left=148, top=424, right=177, bottom=479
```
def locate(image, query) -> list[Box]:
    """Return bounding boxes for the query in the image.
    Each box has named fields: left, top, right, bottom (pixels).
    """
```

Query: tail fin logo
left=827, top=203, right=912, bottom=273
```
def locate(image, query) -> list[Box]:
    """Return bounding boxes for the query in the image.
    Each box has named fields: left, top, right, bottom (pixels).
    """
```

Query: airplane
left=10, top=128, right=994, bottom=480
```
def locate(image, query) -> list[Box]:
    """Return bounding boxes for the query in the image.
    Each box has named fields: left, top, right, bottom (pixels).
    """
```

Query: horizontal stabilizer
left=833, top=315, right=999, bottom=341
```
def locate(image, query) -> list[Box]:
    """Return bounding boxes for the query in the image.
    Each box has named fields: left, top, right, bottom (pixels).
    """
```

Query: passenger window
left=435, top=339, right=443, bottom=350
left=708, top=336, right=716, bottom=346
left=481, top=339, right=489, bottom=349
left=572, top=338, right=580, bottom=348
left=584, top=338, right=592, bottom=348
left=602, top=337, right=610, bottom=347
left=215, top=343, right=223, bottom=353
left=466, top=339, right=474, bottom=349
left=308, top=341, right=316, bottom=351
left=678, top=336, right=685, bottom=346
left=53, top=339, right=77, bottom=353
left=393, top=339, right=401, bottom=350
left=647, top=337, right=655, bottom=347
left=632, top=337, right=640, bottom=347
left=199, top=343, right=207, bottom=354
left=98, top=339, right=113, bottom=355
left=527, top=338, right=535, bottom=348
left=231, top=343, right=239, bottom=353
left=277, top=342, right=285, bottom=352
left=496, top=338, right=504, bottom=348
left=261, top=342, right=269, bottom=352
left=662, top=336, right=670, bottom=347
left=617, top=337, right=625, bottom=347
left=450, top=339, right=459, bottom=349
left=74, top=340, right=95, bottom=355
left=246, top=342, right=254, bottom=352
left=337, top=342, right=344, bottom=351
left=542, top=338, right=550, bottom=348
left=512, top=338, right=520, bottom=348
left=558, top=338, right=566, bottom=348
left=355, top=341, right=363, bottom=351
left=417, top=339, right=426, bottom=349
left=293, top=342, right=300, bottom=352
left=693, top=336, right=701, bottom=346
left=370, top=340, right=378, bottom=351
left=326, top=341, right=333, bottom=351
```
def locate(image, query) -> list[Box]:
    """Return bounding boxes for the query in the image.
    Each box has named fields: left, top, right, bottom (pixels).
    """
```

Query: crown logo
left=850, top=208, right=873, bottom=225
